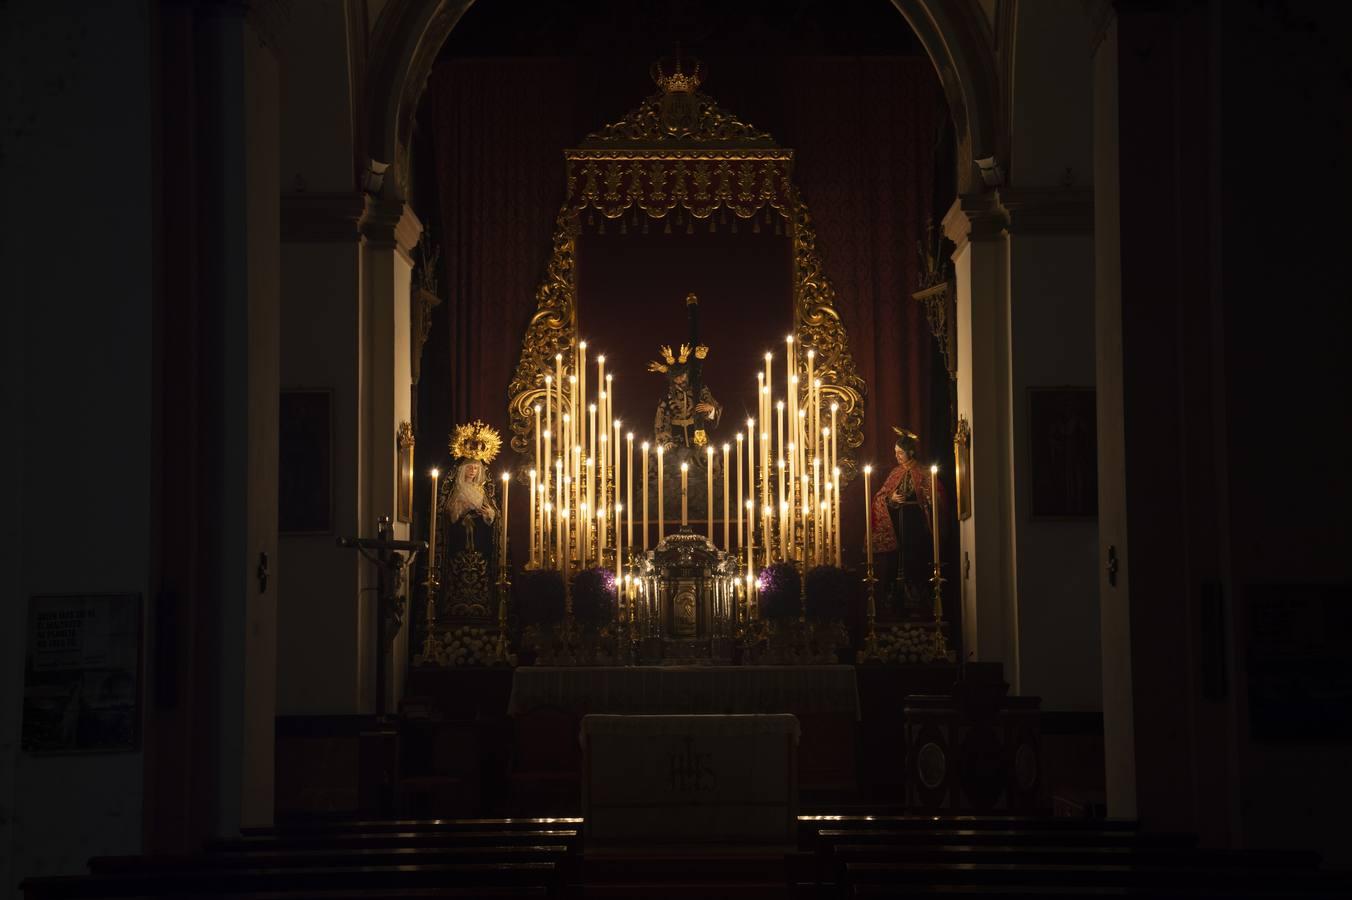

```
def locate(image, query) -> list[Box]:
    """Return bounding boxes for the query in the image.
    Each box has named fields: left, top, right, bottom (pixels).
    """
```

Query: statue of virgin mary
left=437, top=420, right=502, bottom=621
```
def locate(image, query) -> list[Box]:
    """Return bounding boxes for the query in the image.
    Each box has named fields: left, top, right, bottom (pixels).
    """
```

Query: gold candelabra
left=930, top=562, right=949, bottom=661
left=857, top=562, right=881, bottom=663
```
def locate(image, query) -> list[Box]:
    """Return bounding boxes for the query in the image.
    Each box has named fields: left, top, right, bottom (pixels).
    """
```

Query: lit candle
left=542, top=429, right=552, bottom=551
left=863, top=464, right=874, bottom=568
left=599, top=398, right=608, bottom=544
left=599, top=431, right=609, bottom=553
left=813, top=379, right=822, bottom=463
left=735, top=433, right=744, bottom=549
left=745, top=499, right=755, bottom=585
left=761, top=430, right=770, bottom=522
left=812, top=456, right=822, bottom=565
left=428, top=468, right=440, bottom=572
left=534, top=403, right=542, bottom=485
left=805, top=349, right=815, bottom=452
left=764, top=351, right=773, bottom=423
left=500, top=472, right=511, bottom=572
left=578, top=341, right=587, bottom=453
left=555, top=458, right=563, bottom=567
left=529, top=468, right=537, bottom=565
left=778, top=457, right=788, bottom=556
left=824, top=480, right=833, bottom=566
left=657, top=444, right=665, bottom=543
left=801, top=473, right=810, bottom=563
left=819, top=500, right=829, bottom=568
left=580, top=500, right=589, bottom=568
left=544, top=375, right=553, bottom=479
left=584, top=456, right=594, bottom=565
left=830, top=402, right=839, bottom=486
left=706, top=446, right=714, bottom=540
left=615, top=502, right=623, bottom=591
left=930, top=464, right=940, bottom=566
left=681, top=462, right=689, bottom=527
left=722, top=442, right=731, bottom=551
left=763, top=504, right=773, bottom=567
left=797, top=409, right=807, bottom=495
left=626, top=432, right=634, bottom=547
left=642, top=441, right=650, bottom=549
left=745, top=418, right=755, bottom=547
left=560, top=508, right=570, bottom=583
left=613, top=419, right=621, bottom=540
left=833, top=466, right=842, bottom=566
left=589, top=402, right=598, bottom=518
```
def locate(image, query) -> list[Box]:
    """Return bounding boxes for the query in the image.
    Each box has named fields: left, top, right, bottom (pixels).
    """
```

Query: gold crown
left=449, top=420, right=502, bottom=464
left=651, top=55, right=703, bottom=93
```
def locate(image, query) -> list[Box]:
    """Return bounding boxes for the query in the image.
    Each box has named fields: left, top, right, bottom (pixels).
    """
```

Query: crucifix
left=338, top=515, right=427, bottom=719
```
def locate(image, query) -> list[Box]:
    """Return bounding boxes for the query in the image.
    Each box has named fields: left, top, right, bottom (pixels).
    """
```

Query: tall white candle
left=830, top=403, right=839, bottom=485
left=613, top=419, right=621, bottom=539
left=500, top=472, right=511, bottom=572
left=615, top=502, right=623, bottom=593
left=681, top=462, right=689, bottom=528
left=722, top=443, right=731, bottom=551
left=578, top=342, right=587, bottom=455
left=833, top=466, right=842, bottom=566
left=805, top=349, right=815, bottom=453
left=657, top=444, right=665, bottom=543
left=931, top=464, right=940, bottom=566
left=584, top=456, right=594, bottom=566
left=599, top=431, right=608, bottom=552
left=626, top=432, right=634, bottom=547
left=706, top=445, right=714, bottom=540
left=863, top=465, right=874, bottom=568
left=641, top=441, right=650, bottom=549
left=735, top=433, right=744, bottom=549
left=529, top=468, right=537, bottom=565
left=555, top=458, right=563, bottom=567
left=428, top=469, right=440, bottom=572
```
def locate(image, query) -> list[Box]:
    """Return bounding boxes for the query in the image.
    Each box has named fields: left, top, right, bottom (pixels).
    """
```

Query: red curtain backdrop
left=427, top=56, right=944, bottom=568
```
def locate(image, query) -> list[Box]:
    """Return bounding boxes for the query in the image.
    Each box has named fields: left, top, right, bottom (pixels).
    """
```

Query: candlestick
left=641, top=441, right=650, bottom=549
left=614, top=502, right=623, bottom=600
left=500, top=472, right=510, bottom=573
left=428, top=469, right=440, bottom=574
left=777, top=458, right=787, bottom=558
left=833, top=466, right=842, bottom=566
left=599, top=431, right=609, bottom=553
left=735, top=433, right=744, bottom=549
left=801, top=474, right=810, bottom=564
left=534, top=403, right=542, bottom=483
left=528, top=469, right=537, bottom=566
left=681, top=462, right=689, bottom=527
left=613, top=419, right=621, bottom=543
left=864, top=465, right=874, bottom=567
left=589, top=402, right=598, bottom=513
left=579, top=341, right=587, bottom=452
left=763, top=504, right=773, bottom=568
left=585, top=456, right=594, bottom=566
left=745, top=418, right=755, bottom=548
left=812, top=457, right=822, bottom=566
left=657, top=444, right=665, bottom=542
left=555, top=458, right=563, bottom=567
left=930, top=464, right=940, bottom=566
left=722, top=443, right=731, bottom=551
left=805, top=349, right=815, bottom=452
left=626, top=432, right=634, bottom=547
left=824, top=480, right=833, bottom=566
left=745, top=499, right=755, bottom=587
left=706, top=446, right=714, bottom=540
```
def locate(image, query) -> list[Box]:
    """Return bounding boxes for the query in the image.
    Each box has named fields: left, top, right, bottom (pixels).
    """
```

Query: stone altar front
left=580, top=714, right=799, bottom=845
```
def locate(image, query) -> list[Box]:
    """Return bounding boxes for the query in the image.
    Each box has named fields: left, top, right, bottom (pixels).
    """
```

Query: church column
left=944, top=194, right=1019, bottom=681
left=359, top=199, right=422, bottom=714
left=999, top=189, right=1099, bottom=714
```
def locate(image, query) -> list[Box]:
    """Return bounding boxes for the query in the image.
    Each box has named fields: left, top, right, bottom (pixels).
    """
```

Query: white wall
left=2, top=1, right=154, bottom=889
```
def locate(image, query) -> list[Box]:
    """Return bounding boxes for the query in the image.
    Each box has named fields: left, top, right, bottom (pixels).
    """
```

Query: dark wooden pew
left=207, top=828, right=581, bottom=854
left=87, top=844, right=570, bottom=873
left=806, top=826, right=1195, bottom=851
left=241, top=817, right=581, bottom=837
left=840, top=860, right=1338, bottom=894
left=22, top=861, right=558, bottom=900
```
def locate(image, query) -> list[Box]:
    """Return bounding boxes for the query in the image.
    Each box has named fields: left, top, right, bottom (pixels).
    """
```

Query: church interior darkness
left=3, top=0, right=1351, bottom=896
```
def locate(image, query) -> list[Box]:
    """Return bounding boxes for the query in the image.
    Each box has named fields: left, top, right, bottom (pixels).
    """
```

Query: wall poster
left=22, top=593, right=142, bottom=753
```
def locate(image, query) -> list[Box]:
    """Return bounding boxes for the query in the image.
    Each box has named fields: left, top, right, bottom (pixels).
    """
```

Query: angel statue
left=648, top=292, right=722, bottom=452
left=437, top=420, right=502, bottom=621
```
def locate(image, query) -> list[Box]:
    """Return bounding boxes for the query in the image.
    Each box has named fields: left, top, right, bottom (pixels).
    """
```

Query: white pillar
left=1092, top=11, right=1137, bottom=819
left=944, top=194, right=1019, bottom=682
left=359, top=199, right=422, bottom=714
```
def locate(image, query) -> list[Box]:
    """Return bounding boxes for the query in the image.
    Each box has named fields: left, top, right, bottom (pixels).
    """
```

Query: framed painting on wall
left=279, top=389, right=332, bottom=534
left=1028, top=387, right=1097, bottom=518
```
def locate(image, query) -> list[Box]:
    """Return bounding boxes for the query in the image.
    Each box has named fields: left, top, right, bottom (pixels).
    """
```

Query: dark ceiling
left=437, top=0, right=926, bottom=59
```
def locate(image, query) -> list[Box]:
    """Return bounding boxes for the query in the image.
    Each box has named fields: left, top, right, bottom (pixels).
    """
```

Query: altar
left=509, top=664, right=860, bottom=718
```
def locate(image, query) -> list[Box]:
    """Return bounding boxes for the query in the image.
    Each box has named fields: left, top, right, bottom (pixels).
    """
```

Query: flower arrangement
left=418, top=625, right=509, bottom=667
left=804, top=565, right=853, bottom=621
left=570, top=567, right=616, bottom=628
left=757, top=562, right=802, bottom=622
left=875, top=622, right=945, bottom=664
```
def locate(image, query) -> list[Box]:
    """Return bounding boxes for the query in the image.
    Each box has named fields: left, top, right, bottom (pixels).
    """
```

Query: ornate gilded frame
left=508, top=87, right=866, bottom=481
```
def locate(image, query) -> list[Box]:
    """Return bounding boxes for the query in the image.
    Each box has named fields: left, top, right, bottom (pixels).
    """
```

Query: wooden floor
left=20, top=814, right=1352, bottom=898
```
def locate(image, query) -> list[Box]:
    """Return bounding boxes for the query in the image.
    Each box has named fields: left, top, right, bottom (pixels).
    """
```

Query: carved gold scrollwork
left=789, top=189, right=866, bottom=483
left=506, top=205, right=580, bottom=457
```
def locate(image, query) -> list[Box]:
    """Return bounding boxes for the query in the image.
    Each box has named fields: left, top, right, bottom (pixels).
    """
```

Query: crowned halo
left=449, top=420, right=502, bottom=464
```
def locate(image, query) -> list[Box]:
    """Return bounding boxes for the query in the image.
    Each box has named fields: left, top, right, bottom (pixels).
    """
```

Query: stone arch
left=363, top=0, right=1004, bottom=201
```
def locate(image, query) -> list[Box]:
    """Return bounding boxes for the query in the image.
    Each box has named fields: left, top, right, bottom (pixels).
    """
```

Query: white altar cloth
left=580, top=714, right=799, bottom=845
left=508, top=665, right=861, bottom=719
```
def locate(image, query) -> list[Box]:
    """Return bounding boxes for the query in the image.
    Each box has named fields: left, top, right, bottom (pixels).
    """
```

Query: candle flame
left=830, top=402, right=838, bottom=412
left=931, top=464, right=939, bottom=473
left=598, top=354, right=605, bottom=363
left=431, top=468, right=440, bottom=478
left=642, top=441, right=649, bottom=450
left=681, top=462, right=689, bottom=471
left=736, top=433, right=743, bottom=442
left=786, top=335, right=794, bottom=343
left=722, top=442, right=730, bottom=451
left=765, top=352, right=772, bottom=361
left=579, top=340, right=587, bottom=349
left=864, top=464, right=873, bottom=474
left=777, top=400, right=784, bottom=410
left=807, top=349, right=815, bottom=358
left=502, top=472, right=510, bottom=482
left=627, top=432, right=634, bottom=440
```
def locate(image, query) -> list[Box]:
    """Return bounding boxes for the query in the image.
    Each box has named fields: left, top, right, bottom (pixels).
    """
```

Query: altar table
left=508, top=665, right=861, bottom=719
left=581, top=714, right=799, bottom=844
